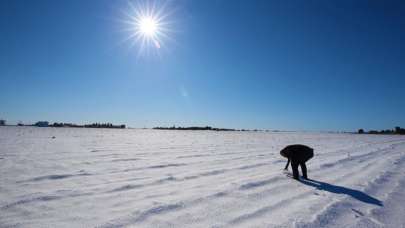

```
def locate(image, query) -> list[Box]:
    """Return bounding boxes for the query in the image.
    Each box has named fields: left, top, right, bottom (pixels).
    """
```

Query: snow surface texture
left=1, top=127, right=405, bottom=228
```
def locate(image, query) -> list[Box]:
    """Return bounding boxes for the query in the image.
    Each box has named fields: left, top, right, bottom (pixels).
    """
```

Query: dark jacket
left=280, top=144, right=314, bottom=162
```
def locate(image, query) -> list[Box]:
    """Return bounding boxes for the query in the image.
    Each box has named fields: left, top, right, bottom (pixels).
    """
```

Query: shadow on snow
left=300, top=178, right=383, bottom=206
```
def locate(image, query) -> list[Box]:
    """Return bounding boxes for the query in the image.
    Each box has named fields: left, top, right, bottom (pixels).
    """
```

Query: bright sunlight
left=138, top=17, right=158, bottom=37
left=120, top=0, right=173, bottom=55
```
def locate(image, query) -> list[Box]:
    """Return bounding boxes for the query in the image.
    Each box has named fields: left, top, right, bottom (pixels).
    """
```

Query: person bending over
left=280, top=144, right=314, bottom=180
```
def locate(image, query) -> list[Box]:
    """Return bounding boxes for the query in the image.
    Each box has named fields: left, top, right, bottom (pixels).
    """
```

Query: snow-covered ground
left=1, top=127, right=405, bottom=228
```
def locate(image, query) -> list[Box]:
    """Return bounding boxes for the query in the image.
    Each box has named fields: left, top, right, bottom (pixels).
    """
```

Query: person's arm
left=284, top=159, right=290, bottom=170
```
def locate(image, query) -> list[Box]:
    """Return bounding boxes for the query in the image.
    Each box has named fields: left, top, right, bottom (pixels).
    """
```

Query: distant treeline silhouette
left=31, top=121, right=126, bottom=129
left=54, top=122, right=125, bottom=129
left=83, top=123, right=126, bottom=129
left=358, top=126, right=405, bottom=135
left=153, top=126, right=237, bottom=131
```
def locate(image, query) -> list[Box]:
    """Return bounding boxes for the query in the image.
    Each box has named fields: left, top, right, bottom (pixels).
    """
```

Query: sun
left=138, top=17, right=158, bottom=37
left=120, top=0, right=174, bottom=55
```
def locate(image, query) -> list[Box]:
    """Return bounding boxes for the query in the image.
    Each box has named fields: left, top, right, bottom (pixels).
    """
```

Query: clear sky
left=1, top=0, right=404, bottom=131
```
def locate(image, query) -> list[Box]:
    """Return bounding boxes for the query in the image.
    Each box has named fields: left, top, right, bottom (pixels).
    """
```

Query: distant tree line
left=35, top=121, right=49, bottom=127
left=84, top=123, right=126, bottom=129
left=358, top=126, right=405, bottom=135
left=153, top=126, right=243, bottom=131
left=52, top=122, right=125, bottom=129
left=52, top=122, right=82, bottom=128
left=0, top=119, right=5, bottom=126
left=16, top=121, right=126, bottom=129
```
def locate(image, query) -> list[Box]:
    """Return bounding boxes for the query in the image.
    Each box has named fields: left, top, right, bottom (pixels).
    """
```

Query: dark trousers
left=291, top=161, right=307, bottom=180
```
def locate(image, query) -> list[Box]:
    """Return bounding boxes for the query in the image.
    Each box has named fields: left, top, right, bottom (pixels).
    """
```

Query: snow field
left=1, top=127, right=405, bottom=227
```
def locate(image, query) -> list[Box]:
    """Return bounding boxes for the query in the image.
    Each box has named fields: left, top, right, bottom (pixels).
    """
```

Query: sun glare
left=138, top=17, right=158, bottom=37
left=120, top=1, right=173, bottom=56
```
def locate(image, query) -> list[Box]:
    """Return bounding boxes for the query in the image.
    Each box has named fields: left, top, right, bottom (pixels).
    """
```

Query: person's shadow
left=300, top=178, right=383, bottom=206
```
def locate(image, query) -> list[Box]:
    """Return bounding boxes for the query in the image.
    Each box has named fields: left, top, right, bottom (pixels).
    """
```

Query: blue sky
left=1, top=0, right=404, bottom=131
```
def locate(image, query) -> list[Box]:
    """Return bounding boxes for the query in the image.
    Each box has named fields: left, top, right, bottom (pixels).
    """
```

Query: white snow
left=1, top=126, right=405, bottom=227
